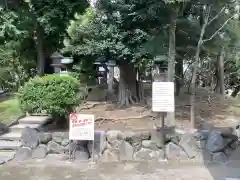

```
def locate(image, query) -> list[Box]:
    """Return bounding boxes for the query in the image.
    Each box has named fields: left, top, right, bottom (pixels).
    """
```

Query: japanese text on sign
left=69, top=114, right=95, bottom=140
left=152, top=81, right=175, bottom=112
left=71, top=118, right=93, bottom=128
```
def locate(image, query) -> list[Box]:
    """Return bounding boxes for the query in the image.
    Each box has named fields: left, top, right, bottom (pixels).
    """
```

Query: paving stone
left=21, top=127, right=39, bottom=149
left=10, top=124, right=40, bottom=132
left=0, top=140, right=21, bottom=150
left=0, top=151, right=15, bottom=165
left=14, top=147, right=32, bottom=162
left=0, top=132, right=22, bottom=141
left=18, top=116, right=51, bottom=124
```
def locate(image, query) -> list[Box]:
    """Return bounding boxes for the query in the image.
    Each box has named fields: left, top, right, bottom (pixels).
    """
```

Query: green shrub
left=18, top=74, right=82, bottom=117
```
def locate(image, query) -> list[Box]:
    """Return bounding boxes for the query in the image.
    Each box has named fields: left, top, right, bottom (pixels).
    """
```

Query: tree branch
left=207, top=7, right=226, bottom=26
left=203, top=15, right=235, bottom=43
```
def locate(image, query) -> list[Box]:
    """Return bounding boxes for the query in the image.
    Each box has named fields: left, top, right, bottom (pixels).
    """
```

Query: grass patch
left=0, top=97, right=23, bottom=125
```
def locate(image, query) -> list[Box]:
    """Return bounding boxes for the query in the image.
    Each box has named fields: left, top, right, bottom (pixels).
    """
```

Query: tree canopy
left=0, top=0, right=239, bottom=127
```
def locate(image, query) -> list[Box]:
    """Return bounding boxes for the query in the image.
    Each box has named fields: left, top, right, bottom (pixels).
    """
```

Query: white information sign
left=152, top=82, right=175, bottom=112
left=69, top=114, right=95, bottom=140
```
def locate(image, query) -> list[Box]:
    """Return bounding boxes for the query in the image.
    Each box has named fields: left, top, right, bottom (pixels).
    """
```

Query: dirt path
left=1, top=161, right=240, bottom=180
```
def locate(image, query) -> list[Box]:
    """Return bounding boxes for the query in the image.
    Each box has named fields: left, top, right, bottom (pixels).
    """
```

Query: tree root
left=117, top=89, right=138, bottom=108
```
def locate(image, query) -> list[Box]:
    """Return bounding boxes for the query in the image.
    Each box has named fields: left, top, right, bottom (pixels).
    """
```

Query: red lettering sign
left=71, top=118, right=92, bottom=128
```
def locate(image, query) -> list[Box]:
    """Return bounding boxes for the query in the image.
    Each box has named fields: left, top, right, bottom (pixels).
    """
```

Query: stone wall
left=14, top=126, right=240, bottom=164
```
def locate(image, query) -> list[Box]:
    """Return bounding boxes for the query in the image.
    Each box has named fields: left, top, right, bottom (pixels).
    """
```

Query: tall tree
left=64, top=2, right=160, bottom=106
left=0, top=0, right=89, bottom=75
left=189, top=0, right=239, bottom=128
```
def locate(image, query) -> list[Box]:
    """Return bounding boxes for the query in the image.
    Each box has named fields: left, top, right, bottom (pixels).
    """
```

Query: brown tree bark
left=166, top=9, right=177, bottom=127
left=175, top=56, right=183, bottom=96
left=190, top=6, right=210, bottom=129
left=118, top=64, right=138, bottom=107
left=168, top=12, right=177, bottom=82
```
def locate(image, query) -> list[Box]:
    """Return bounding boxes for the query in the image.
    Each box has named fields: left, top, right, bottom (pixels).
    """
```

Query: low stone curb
left=9, top=124, right=240, bottom=165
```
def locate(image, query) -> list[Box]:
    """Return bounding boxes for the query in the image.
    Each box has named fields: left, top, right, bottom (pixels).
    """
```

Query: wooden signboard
left=152, top=82, right=175, bottom=112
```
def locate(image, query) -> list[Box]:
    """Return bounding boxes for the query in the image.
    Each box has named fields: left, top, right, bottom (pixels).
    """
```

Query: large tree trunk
left=175, top=56, right=183, bottom=96
left=34, top=25, right=45, bottom=76
left=168, top=12, right=177, bottom=82
left=166, top=10, right=177, bottom=127
left=118, top=64, right=138, bottom=107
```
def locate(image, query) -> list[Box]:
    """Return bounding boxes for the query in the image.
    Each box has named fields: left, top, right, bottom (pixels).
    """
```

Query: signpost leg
left=160, top=112, right=166, bottom=158
left=157, top=112, right=165, bottom=149
left=91, top=140, right=95, bottom=163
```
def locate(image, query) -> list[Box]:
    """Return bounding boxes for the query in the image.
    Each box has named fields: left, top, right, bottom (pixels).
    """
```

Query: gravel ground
left=1, top=161, right=240, bottom=180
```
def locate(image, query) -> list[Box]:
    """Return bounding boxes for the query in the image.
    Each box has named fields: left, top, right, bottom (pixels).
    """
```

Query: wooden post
left=153, top=70, right=167, bottom=148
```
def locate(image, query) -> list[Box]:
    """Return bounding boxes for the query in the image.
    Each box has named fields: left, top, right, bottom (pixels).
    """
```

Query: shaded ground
left=76, top=87, right=240, bottom=131
left=1, top=161, right=240, bottom=180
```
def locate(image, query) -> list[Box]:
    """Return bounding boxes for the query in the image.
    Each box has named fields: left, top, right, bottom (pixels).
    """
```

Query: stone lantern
left=153, top=55, right=168, bottom=81
left=50, top=52, right=73, bottom=75
left=94, top=57, right=116, bottom=91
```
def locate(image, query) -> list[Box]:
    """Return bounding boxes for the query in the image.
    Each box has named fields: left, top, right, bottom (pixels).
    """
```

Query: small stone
left=193, top=130, right=209, bottom=140
left=125, top=131, right=150, bottom=141
left=52, top=132, right=68, bottom=144
left=21, top=127, right=39, bottom=149
left=107, top=140, right=123, bottom=150
left=165, top=133, right=181, bottom=144
left=133, top=148, right=164, bottom=161
left=106, top=130, right=125, bottom=142
left=142, top=140, right=159, bottom=150
left=38, top=133, right=52, bottom=144
left=119, top=141, right=134, bottom=160
left=53, top=137, right=62, bottom=144
left=212, top=152, right=227, bottom=164
left=32, top=145, right=47, bottom=159
left=194, top=149, right=212, bottom=164
left=61, top=139, right=69, bottom=146
left=196, top=140, right=206, bottom=149
left=47, top=141, right=67, bottom=154
left=125, top=131, right=150, bottom=152
left=165, top=142, right=189, bottom=161
left=206, top=131, right=226, bottom=152
left=14, top=147, right=32, bottom=162
left=141, top=131, right=151, bottom=140
left=131, top=140, right=142, bottom=152
left=179, top=133, right=199, bottom=158
left=100, top=149, right=119, bottom=162
left=151, top=128, right=164, bottom=148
